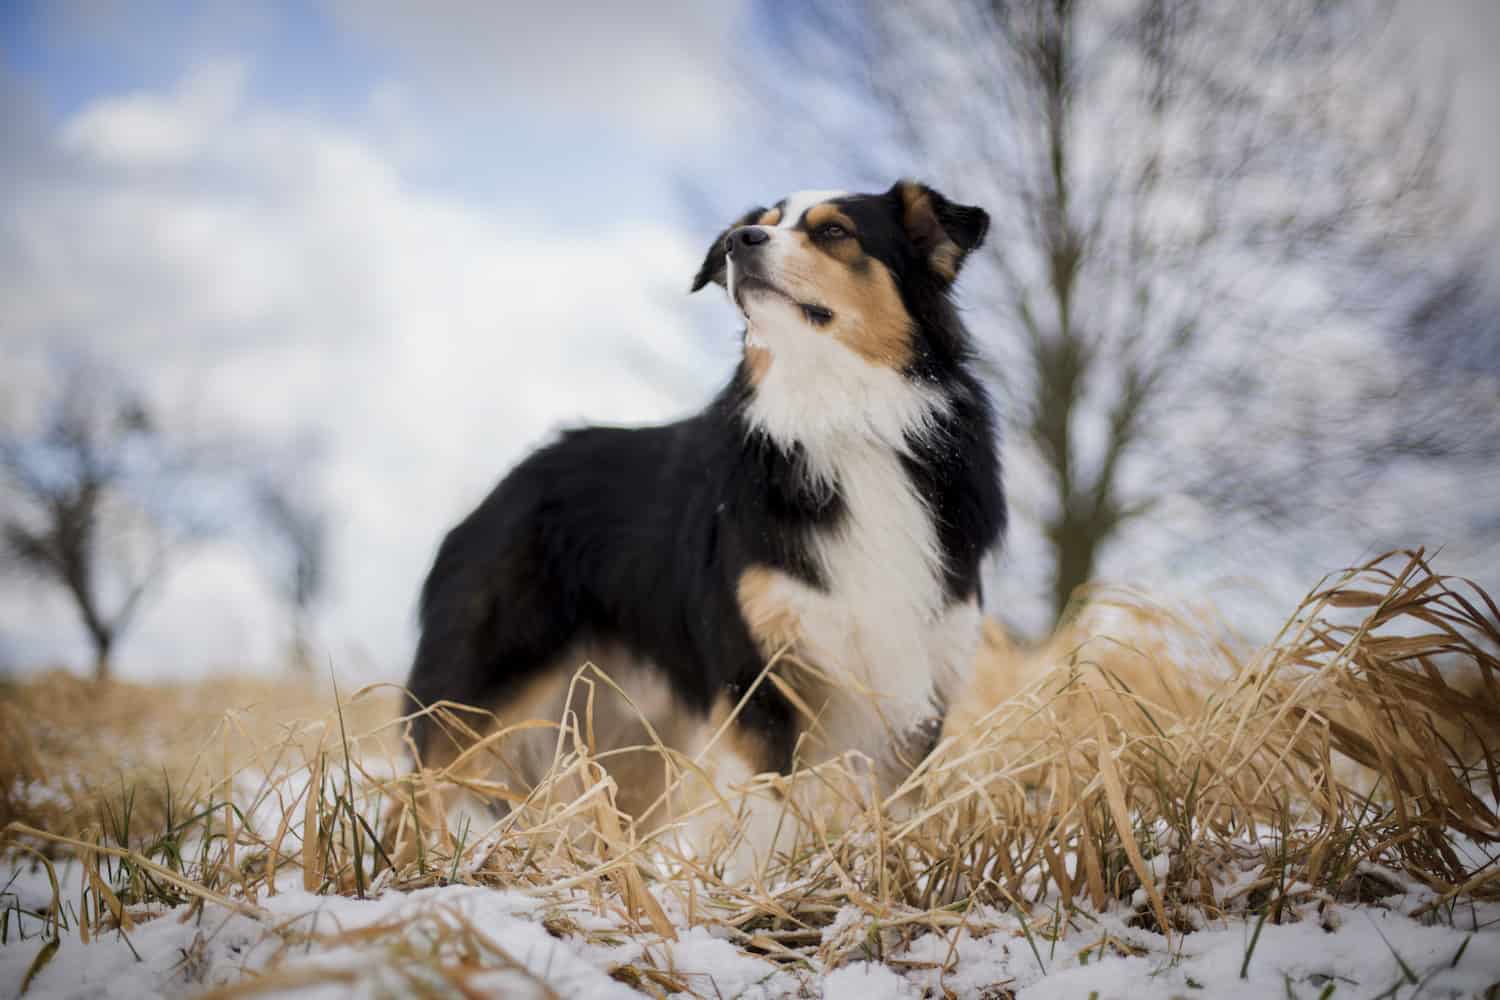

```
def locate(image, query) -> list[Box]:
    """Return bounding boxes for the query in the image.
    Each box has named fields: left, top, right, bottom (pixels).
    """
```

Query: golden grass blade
left=19, top=936, right=59, bottom=996
left=301, top=752, right=322, bottom=893
left=83, top=843, right=133, bottom=931
left=1094, top=719, right=1172, bottom=940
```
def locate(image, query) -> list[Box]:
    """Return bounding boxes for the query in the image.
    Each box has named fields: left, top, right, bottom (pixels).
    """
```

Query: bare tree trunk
left=1032, top=0, right=1097, bottom=627
left=63, top=565, right=114, bottom=682
left=1046, top=509, right=1106, bottom=624
left=289, top=615, right=313, bottom=675
left=90, top=627, right=114, bottom=683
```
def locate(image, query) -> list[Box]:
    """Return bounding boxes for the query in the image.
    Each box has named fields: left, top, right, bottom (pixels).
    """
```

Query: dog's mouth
left=733, top=275, right=835, bottom=327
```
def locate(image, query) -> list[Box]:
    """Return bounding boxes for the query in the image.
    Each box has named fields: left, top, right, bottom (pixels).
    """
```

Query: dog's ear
left=690, top=205, right=774, bottom=293
left=891, top=180, right=989, bottom=285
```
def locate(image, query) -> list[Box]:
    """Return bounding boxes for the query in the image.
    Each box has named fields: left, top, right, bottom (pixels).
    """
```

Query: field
left=3, top=550, right=1499, bottom=999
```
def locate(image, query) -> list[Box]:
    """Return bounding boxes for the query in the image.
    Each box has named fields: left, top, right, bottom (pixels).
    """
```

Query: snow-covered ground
left=4, top=856, right=1498, bottom=999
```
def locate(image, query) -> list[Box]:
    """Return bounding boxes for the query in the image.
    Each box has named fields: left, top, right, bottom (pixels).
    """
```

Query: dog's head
left=691, top=181, right=988, bottom=373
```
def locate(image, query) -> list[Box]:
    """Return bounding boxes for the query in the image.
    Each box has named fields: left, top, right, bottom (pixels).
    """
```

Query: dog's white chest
left=739, top=309, right=980, bottom=770
left=816, top=439, right=946, bottom=645
left=759, top=437, right=978, bottom=769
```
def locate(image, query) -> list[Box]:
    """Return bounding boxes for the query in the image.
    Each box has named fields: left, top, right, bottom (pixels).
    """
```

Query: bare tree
left=750, top=0, right=1498, bottom=629
left=0, top=363, right=218, bottom=679
left=252, top=446, right=329, bottom=675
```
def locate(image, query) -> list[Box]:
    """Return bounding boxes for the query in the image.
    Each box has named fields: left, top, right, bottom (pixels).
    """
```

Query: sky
left=1, top=1, right=1496, bottom=680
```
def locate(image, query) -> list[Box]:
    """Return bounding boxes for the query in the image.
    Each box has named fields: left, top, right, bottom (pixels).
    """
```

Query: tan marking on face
left=756, top=206, right=783, bottom=226
left=897, top=181, right=961, bottom=282
left=796, top=235, right=913, bottom=367
left=761, top=199, right=915, bottom=369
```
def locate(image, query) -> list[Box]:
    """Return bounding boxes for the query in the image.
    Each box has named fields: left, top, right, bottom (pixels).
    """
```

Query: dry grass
left=0, top=671, right=398, bottom=840
left=3, top=549, right=1498, bottom=994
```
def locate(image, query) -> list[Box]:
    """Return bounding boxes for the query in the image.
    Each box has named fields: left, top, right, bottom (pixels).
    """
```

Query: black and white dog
left=406, top=181, right=1004, bottom=829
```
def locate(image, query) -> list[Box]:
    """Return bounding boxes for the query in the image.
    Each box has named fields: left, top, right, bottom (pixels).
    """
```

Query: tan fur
left=737, top=564, right=803, bottom=657
left=418, top=642, right=703, bottom=821
left=417, top=636, right=800, bottom=838
left=756, top=207, right=783, bottom=226
left=896, top=180, right=961, bottom=283
left=804, top=203, right=857, bottom=234
left=929, top=242, right=962, bottom=283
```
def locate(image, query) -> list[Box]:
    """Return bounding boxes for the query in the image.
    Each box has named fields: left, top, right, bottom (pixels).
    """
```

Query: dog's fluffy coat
left=405, top=181, right=1004, bottom=834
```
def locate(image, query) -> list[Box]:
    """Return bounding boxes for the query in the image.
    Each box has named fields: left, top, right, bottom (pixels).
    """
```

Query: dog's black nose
left=729, top=226, right=770, bottom=251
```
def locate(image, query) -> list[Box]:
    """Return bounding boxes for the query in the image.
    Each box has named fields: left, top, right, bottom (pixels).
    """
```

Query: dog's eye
left=817, top=223, right=849, bottom=239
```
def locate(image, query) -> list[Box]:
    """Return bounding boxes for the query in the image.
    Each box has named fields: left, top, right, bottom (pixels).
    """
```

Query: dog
left=404, top=181, right=1004, bottom=857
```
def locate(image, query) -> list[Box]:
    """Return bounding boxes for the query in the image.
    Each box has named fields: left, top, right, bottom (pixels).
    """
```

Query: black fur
left=407, top=182, right=1005, bottom=774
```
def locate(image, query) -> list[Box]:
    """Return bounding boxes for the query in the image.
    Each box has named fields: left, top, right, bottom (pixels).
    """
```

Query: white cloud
left=322, top=0, right=744, bottom=145
left=2, top=60, right=739, bottom=680
left=62, top=60, right=248, bottom=168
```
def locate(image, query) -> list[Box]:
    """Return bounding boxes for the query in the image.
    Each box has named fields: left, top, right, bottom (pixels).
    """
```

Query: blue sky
left=2, top=3, right=365, bottom=114
left=0, top=1, right=800, bottom=229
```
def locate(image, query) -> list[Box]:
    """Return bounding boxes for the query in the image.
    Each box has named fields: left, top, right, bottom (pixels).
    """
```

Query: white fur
left=775, top=189, right=848, bottom=228
left=677, top=735, right=791, bottom=882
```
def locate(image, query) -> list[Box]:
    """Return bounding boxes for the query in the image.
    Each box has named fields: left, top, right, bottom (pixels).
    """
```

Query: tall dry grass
left=3, top=549, right=1497, bottom=992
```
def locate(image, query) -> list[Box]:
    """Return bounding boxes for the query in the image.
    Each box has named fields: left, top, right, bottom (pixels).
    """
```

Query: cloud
left=1, top=59, right=741, bottom=679
left=323, top=0, right=744, bottom=145
left=62, top=60, right=248, bottom=168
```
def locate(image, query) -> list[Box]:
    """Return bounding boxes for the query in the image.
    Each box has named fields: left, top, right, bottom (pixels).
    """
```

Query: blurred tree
left=0, top=362, right=220, bottom=680
left=1383, top=250, right=1500, bottom=563
left=251, top=445, right=329, bottom=675
left=752, top=0, right=1499, bottom=628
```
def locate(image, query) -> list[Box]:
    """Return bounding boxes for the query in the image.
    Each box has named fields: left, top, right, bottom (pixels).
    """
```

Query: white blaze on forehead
left=775, top=189, right=848, bottom=228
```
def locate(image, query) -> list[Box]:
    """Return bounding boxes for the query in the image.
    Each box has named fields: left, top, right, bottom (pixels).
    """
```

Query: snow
left=4, top=774, right=1498, bottom=998
left=1019, top=914, right=1497, bottom=1000
left=823, top=962, right=922, bottom=999
left=5, top=856, right=1499, bottom=1000
left=5, top=785, right=1500, bottom=999
left=656, top=929, right=805, bottom=998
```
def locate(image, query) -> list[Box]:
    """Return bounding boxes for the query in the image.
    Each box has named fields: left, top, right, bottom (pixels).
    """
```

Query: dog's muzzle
left=727, top=227, right=780, bottom=306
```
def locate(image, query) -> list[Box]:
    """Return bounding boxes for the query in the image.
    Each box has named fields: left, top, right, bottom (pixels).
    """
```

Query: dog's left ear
left=891, top=180, right=989, bottom=285
left=690, top=205, right=772, bottom=293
